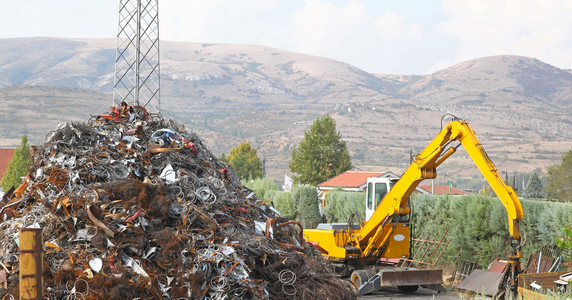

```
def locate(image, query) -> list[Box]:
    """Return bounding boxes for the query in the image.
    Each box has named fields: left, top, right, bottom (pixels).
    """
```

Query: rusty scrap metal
left=450, top=249, right=479, bottom=285
left=0, top=107, right=356, bottom=299
left=524, top=252, right=556, bottom=274
left=457, top=269, right=506, bottom=297
left=399, top=228, right=450, bottom=270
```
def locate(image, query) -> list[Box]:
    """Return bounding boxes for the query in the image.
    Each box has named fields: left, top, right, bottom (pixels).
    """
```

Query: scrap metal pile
left=0, top=106, right=356, bottom=299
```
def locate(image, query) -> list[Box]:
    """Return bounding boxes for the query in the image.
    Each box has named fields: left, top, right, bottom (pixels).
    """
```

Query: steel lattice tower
left=113, top=0, right=160, bottom=113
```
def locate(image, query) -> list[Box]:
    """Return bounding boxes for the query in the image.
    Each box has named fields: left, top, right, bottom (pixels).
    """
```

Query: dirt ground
left=359, top=287, right=463, bottom=299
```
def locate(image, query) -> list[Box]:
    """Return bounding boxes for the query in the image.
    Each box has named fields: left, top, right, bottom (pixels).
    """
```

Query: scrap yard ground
left=360, top=287, right=461, bottom=299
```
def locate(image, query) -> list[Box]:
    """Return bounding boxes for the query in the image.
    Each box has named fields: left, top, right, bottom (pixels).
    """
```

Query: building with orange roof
left=317, top=170, right=398, bottom=193
left=316, top=170, right=432, bottom=213
left=315, top=171, right=470, bottom=215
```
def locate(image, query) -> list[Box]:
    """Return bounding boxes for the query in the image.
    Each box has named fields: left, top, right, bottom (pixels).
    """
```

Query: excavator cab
left=366, top=177, right=397, bottom=221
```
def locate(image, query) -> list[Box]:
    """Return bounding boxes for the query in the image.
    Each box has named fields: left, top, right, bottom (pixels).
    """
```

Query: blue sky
left=1, top=0, right=571, bottom=74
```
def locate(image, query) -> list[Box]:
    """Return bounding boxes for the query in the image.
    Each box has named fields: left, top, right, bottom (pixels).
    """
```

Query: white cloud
left=375, top=11, right=406, bottom=41
left=407, top=23, right=424, bottom=42
left=160, top=0, right=284, bottom=44
left=284, top=0, right=435, bottom=73
left=2, top=0, right=571, bottom=74
left=0, top=0, right=454, bottom=74
left=438, top=0, right=572, bottom=70
left=0, top=0, right=117, bottom=38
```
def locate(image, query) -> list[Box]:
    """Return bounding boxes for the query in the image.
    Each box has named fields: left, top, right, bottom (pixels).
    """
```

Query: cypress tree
left=524, top=172, right=543, bottom=199
left=293, top=185, right=321, bottom=228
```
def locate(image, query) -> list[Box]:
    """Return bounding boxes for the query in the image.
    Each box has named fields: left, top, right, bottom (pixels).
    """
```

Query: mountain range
left=1, top=37, right=572, bottom=188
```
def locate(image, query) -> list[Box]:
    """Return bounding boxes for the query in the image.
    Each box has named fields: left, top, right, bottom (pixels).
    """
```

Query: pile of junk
left=0, top=105, right=356, bottom=299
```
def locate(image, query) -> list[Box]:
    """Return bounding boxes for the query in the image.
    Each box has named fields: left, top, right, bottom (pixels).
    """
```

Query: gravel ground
left=359, top=287, right=463, bottom=299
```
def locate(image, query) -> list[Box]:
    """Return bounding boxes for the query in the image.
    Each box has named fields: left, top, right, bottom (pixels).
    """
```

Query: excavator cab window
left=367, top=182, right=373, bottom=210
left=374, top=182, right=388, bottom=208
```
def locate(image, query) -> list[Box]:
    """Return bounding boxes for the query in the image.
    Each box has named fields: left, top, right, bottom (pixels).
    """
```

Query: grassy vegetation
left=245, top=179, right=572, bottom=269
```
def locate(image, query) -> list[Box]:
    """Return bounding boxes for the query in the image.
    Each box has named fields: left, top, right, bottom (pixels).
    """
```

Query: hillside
left=1, top=37, right=572, bottom=187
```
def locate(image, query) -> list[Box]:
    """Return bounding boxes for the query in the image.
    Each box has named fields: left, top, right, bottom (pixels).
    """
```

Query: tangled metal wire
left=0, top=107, right=356, bottom=300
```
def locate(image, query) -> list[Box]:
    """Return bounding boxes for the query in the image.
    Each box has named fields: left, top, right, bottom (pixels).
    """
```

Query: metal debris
left=457, top=269, right=505, bottom=297
left=0, top=106, right=356, bottom=299
left=524, top=252, right=556, bottom=274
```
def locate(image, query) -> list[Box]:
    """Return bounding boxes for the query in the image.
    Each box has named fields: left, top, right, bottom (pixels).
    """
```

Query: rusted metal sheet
left=518, top=271, right=570, bottom=291
left=489, top=257, right=508, bottom=273
left=525, top=253, right=555, bottom=273
left=457, top=269, right=504, bottom=297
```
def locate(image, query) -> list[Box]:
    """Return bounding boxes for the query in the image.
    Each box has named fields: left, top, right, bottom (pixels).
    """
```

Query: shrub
left=242, top=177, right=279, bottom=200
left=292, top=185, right=321, bottom=228
left=411, top=194, right=572, bottom=267
left=323, top=190, right=365, bottom=223
left=268, top=190, right=296, bottom=219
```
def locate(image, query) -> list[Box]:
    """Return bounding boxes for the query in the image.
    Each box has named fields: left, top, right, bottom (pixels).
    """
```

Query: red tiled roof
left=0, top=149, right=15, bottom=181
left=318, top=171, right=389, bottom=188
left=418, top=185, right=472, bottom=195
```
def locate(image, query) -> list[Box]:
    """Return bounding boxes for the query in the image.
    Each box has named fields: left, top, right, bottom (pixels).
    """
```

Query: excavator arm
left=357, top=119, right=523, bottom=248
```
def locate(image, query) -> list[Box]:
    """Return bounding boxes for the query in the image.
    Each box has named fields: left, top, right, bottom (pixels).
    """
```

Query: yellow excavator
left=304, top=117, right=524, bottom=295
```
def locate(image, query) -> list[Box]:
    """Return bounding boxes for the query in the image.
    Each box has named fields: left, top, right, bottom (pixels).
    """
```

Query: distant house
left=418, top=185, right=472, bottom=196
left=317, top=170, right=470, bottom=199
left=317, top=170, right=399, bottom=197
left=316, top=170, right=431, bottom=214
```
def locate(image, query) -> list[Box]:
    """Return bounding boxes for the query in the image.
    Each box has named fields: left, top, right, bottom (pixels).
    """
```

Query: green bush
left=267, top=190, right=296, bottom=219
left=323, top=190, right=365, bottom=223
left=411, top=194, right=572, bottom=267
left=292, top=185, right=321, bottom=228
left=242, top=177, right=279, bottom=200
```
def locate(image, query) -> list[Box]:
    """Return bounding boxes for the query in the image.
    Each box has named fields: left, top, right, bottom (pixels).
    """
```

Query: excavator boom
left=358, top=119, right=523, bottom=245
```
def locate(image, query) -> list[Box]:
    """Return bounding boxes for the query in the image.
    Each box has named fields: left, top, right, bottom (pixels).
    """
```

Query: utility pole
left=113, top=0, right=161, bottom=113
left=262, top=157, right=266, bottom=178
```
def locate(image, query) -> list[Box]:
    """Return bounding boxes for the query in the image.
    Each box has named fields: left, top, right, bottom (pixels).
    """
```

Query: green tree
left=218, top=153, right=228, bottom=163
left=1, top=135, right=32, bottom=192
left=524, top=172, right=543, bottom=198
left=225, top=142, right=263, bottom=180
left=546, top=149, right=572, bottom=201
left=289, top=114, right=352, bottom=185
left=293, top=185, right=321, bottom=228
